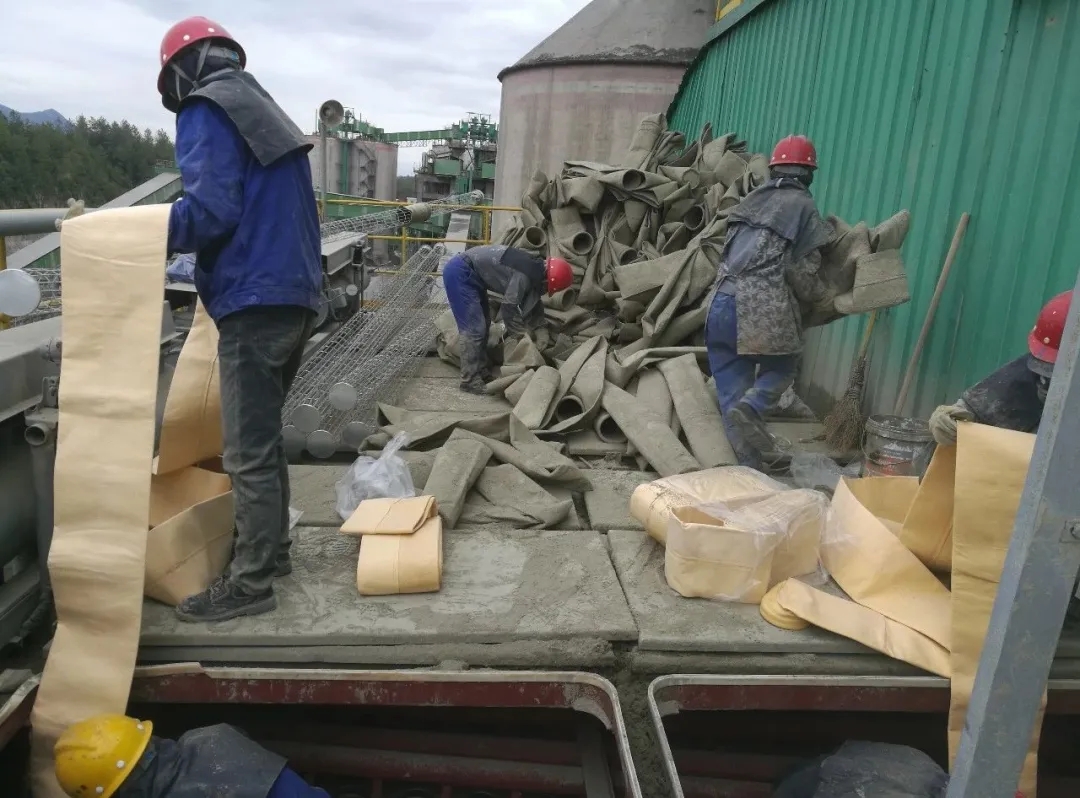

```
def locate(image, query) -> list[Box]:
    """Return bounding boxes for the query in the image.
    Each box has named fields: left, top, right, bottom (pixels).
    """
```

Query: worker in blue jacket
left=159, top=16, right=322, bottom=622
left=442, top=245, right=574, bottom=393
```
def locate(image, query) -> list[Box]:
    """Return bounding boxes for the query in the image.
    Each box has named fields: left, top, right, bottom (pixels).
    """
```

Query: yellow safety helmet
left=54, top=714, right=153, bottom=798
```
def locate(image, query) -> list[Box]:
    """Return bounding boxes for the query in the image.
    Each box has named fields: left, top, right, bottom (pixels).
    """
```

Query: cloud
left=0, top=0, right=591, bottom=173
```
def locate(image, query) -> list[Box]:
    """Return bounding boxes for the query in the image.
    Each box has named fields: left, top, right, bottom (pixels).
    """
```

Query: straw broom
left=823, top=311, right=878, bottom=452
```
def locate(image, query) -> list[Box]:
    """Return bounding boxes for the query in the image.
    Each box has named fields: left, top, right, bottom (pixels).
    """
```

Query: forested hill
left=0, top=113, right=174, bottom=209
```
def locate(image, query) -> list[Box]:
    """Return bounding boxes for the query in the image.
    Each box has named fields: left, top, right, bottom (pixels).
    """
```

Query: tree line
left=0, top=114, right=174, bottom=209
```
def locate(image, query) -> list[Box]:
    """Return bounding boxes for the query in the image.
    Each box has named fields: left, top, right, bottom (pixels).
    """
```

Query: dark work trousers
left=442, top=254, right=492, bottom=384
left=217, top=305, right=314, bottom=595
left=705, top=291, right=798, bottom=468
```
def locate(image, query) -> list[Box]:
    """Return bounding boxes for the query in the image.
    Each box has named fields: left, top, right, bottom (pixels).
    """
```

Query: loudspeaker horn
left=319, top=99, right=344, bottom=128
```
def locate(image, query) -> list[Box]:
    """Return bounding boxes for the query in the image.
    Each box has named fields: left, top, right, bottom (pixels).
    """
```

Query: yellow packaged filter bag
left=153, top=300, right=223, bottom=475
left=343, top=496, right=444, bottom=595
left=823, top=478, right=952, bottom=650
left=664, top=487, right=827, bottom=603
left=30, top=206, right=238, bottom=797
left=145, top=466, right=234, bottom=605
left=763, top=580, right=952, bottom=677
left=948, top=424, right=1042, bottom=797
left=30, top=205, right=172, bottom=798
left=630, top=466, right=790, bottom=544
left=341, top=495, right=438, bottom=536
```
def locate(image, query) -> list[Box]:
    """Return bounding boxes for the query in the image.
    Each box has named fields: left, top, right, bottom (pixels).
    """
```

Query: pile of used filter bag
left=425, top=114, right=911, bottom=475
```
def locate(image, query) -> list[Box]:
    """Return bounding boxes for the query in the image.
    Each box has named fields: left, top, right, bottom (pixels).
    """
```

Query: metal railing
left=323, top=196, right=522, bottom=268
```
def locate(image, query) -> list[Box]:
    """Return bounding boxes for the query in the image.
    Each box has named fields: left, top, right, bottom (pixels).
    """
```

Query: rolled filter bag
left=523, top=226, right=547, bottom=250
left=594, top=412, right=627, bottom=444
left=554, top=394, right=586, bottom=423
left=684, top=204, right=707, bottom=233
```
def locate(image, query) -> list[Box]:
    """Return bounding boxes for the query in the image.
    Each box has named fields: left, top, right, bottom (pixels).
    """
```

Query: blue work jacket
left=167, top=99, right=322, bottom=322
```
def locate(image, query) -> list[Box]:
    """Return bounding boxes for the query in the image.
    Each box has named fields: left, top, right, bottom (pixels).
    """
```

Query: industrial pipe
left=0, top=208, right=94, bottom=236
left=24, top=421, right=55, bottom=447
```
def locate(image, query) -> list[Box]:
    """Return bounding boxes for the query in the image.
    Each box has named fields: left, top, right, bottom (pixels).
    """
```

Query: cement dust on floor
left=139, top=526, right=637, bottom=649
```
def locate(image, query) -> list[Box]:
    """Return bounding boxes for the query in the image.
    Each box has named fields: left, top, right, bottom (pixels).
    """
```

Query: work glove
left=928, top=401, right=974, bottom=446
left=531, top=326, right=552, bottom=351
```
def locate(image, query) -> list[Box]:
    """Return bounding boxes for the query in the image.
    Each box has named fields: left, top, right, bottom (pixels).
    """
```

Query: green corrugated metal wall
left=669, top=0, right=1080, bottom=418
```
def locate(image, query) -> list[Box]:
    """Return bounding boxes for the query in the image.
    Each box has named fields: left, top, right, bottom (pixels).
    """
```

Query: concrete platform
left=606, top=529, right=868, bottom=655
left=289, top=452, right=437, bottom=526
left=398, top=377, right=513, bottom=413
left=582, top=470, right=657, bottom=531
left=140, top=527, right=638, bottom=649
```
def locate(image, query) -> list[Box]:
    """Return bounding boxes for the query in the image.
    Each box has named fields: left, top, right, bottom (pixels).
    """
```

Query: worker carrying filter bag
left=705, top=135, right=834, bottom=469
left=929, top=290, right=1073, bottom=445
left=54, top=714, right=328, bottom=798
left=159, top=17, right=322, bottom=622
left=443, top=245, right=574, bottom=393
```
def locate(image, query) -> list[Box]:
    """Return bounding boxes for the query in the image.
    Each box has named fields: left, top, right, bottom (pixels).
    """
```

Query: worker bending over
left=442, top=245, right=573, bottom=393
left=54, top=714, right=327, bottom=798
left=161, top=17, right=322, bottom=622
left=929, top=291, right=1072, bottom=445
left=705, top=135, right=833, bottom=469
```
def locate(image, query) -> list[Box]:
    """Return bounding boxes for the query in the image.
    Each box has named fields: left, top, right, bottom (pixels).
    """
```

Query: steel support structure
left=947, top=266, right=1080, bottom=798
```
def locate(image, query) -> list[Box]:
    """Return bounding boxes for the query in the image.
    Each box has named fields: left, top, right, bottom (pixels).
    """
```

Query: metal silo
left=493, top=0, right=713, bottom=223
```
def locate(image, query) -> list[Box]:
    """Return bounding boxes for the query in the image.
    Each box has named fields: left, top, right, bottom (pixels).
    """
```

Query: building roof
left=498, top=0, right=714, bottom=80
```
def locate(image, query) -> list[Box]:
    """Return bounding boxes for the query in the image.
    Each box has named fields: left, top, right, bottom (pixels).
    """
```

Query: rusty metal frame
left=129, top=666, right=642, bottom=798
left=0, top=674, right=38, bottom=752
left=647, top=675, right=1080, bottom=798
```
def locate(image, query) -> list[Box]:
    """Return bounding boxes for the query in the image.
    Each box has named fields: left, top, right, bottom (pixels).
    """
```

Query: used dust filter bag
left=30, top=204, right=172, bottom=798
left=629, top=467, right=786, bottom=544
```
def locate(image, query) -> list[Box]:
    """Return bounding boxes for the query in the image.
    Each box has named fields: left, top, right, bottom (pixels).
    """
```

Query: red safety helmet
left=770, top=135, right=818, bottom=169
left=545, top=257, right=574, bottom=296
left=1028, top=290, right=1072, bottom=364
left=158, top=17, right=245, bottom=95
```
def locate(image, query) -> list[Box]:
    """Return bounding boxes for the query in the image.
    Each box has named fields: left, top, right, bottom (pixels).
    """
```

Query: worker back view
left=442, top=245, right=573, bottom=393
left=705, top=135, right=834, bottom=470
left=158, top=16, right=322, bottom=623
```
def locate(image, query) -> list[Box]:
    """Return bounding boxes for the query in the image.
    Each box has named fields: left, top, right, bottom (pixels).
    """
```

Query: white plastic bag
left=335, top=432, right=415, bottom=520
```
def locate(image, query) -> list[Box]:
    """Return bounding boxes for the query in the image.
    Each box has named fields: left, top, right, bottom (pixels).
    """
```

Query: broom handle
left=857, top=311, right=878, bottom=361
left=893, top=212, right=970, bottom=415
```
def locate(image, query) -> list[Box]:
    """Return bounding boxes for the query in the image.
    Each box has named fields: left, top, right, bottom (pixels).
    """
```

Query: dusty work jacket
left=167, top=84, right=322, bottom=323
left=463, top=244, right=547, bottom=336
left=113, top=724, right=286, bottom=798
left=959, top=356, right=1045, bottom=432
left=718, top=179, right=833, bottom=356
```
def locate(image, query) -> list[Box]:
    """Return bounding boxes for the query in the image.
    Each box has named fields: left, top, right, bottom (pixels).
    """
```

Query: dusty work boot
left=275, top=552, right=292, bottom=577
left=459, top=376, right=487, bottom=395
left=175, top=576, right=277, bottom=623
left=728, top=401, right=777, bottom=457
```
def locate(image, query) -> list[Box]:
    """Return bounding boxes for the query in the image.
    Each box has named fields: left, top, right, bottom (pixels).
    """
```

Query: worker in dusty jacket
left=54, top=713, right=328, bottom=798
left=160, top=17, right=322, bottom=623
left=705, top=135, right=834, bottom=469
left=928, top=290, right=1073, bottom=445
left=442, top=245, right=574, bottom=393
